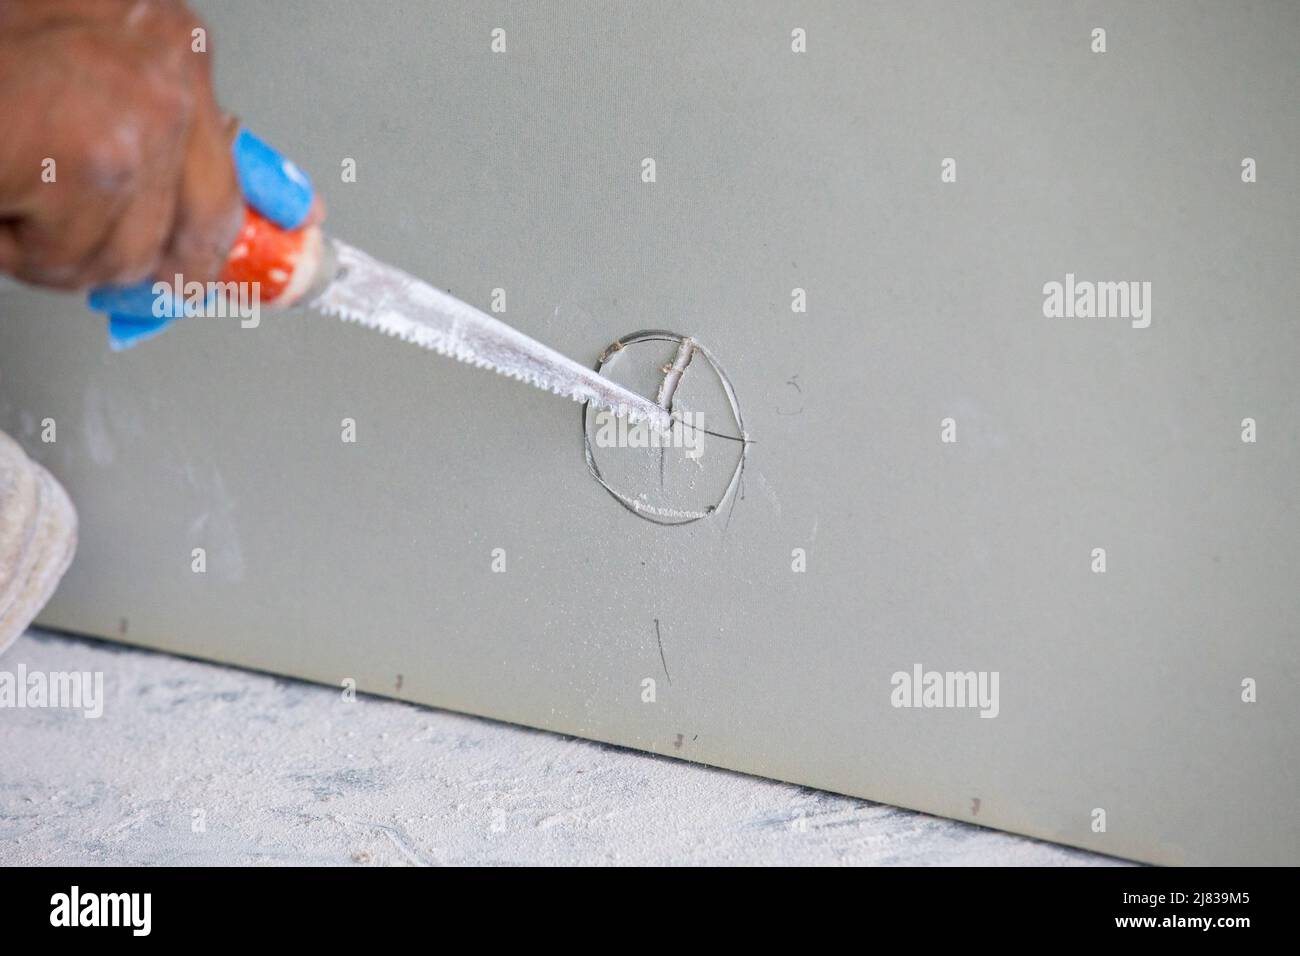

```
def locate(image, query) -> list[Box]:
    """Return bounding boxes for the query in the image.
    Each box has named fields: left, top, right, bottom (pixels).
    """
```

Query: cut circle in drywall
left=582, top=330, right=747, bottom=526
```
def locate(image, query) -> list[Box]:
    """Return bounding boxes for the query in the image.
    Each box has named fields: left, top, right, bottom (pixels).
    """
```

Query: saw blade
left=310, top=240, right=672, bottom=432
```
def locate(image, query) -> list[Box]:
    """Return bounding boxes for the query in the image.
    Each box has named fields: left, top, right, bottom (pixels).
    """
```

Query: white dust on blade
left=311, top=241, right=673, bottom=432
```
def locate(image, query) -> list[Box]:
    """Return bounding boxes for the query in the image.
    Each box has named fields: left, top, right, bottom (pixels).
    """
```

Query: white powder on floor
left=0, top=630, right=1122, bottom=866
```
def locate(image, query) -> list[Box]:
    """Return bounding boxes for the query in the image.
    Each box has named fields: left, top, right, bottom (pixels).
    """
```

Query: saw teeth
left=313, top=241, right=673, bottom=433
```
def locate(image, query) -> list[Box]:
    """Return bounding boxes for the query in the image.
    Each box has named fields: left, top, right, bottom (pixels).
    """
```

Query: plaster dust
left=0, top=630, right=1122, bottom=866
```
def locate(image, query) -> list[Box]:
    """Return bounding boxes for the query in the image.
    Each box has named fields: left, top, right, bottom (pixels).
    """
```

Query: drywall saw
left=222, top=205, right=674, bottom=433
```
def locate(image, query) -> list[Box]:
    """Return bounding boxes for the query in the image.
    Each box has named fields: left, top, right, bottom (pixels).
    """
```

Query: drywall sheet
left=2, top=1, right=1297, bottom=865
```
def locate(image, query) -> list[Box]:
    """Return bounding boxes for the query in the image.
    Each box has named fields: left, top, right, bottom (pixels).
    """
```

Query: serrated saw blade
left=310, top=240, right=672, bottom=432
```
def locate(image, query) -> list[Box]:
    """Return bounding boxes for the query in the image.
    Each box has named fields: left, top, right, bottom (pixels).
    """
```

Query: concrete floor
left=0, top=629, right=1123, bottom=866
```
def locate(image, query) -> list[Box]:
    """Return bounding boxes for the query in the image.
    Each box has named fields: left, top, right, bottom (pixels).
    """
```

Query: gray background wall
left=2, top=1, right=1297, bottom=864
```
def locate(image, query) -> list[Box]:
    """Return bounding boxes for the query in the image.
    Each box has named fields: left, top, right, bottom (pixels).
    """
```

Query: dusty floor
left=0, top=629, right=1123, bottom=866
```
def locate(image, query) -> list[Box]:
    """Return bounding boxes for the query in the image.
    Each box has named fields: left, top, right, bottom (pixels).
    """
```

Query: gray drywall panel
left=1, top=1, right=1297, bottom=864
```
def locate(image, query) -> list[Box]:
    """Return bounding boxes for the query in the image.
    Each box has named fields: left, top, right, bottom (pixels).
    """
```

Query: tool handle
left=91, top=129, right=324, bottom=349
left=221, top=204, right=329, bottom=308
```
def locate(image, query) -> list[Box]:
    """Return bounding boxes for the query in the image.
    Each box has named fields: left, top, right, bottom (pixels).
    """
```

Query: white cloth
left=0, top=430, right=77, bottom=656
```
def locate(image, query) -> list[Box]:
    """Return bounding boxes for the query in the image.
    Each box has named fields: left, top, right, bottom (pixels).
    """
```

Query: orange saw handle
left=220, top=204, right=330, bottom=309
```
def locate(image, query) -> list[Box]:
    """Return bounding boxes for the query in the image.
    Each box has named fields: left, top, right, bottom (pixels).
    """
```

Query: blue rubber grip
left=231, top=128, right=315, bottom=231
left=106, top=310, right=176, bottom=350
left=88, top=282, right=178, bottom=350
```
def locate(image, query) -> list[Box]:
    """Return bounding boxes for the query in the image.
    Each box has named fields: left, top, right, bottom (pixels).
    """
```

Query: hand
left=90, top=128, right=320, bottom=348
left=0, top=0, right=240, bottom=290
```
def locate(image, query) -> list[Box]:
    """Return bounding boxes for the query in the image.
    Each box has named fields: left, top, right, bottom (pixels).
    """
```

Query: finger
left=9, top=187, right=125, bottom=289
left=303, top=195, right=326, bottom=229
left=155, top=112, right=241, bottom=286
left=155, top=42, right=241, bottom=286
left=78, top=160, right=180, bottom=286
left=0, top=221, right=18, bottom=275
